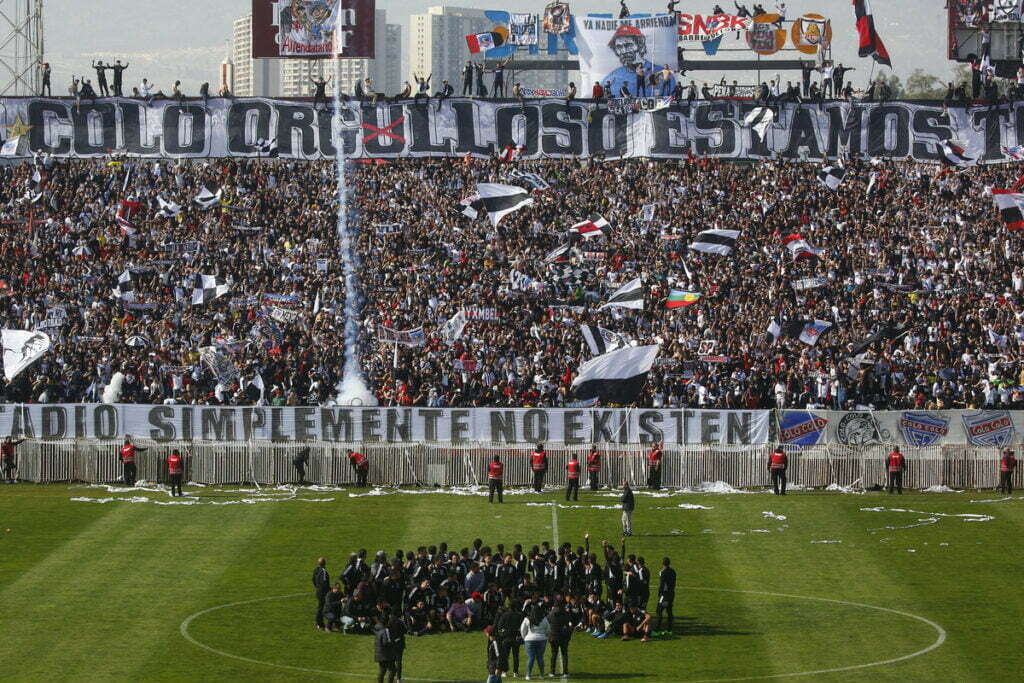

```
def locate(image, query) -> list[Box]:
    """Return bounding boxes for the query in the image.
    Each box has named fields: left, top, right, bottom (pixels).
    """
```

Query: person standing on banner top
left=566, top=453, right=581, bottom=501
left=2, top=436, right=24, bottom=483
left=587, top=444, right=602, bottom=491
left=531, top=443, right=548, bottom=493
left=998, top=448, right=1017, bottom=494
left=886, top=446, right=906, bottom=495
left=647, top=442, right=664, bottom=490
left=348, top=448, right=369, bottom=487
left=768, top=445, right=787, bottom=495
left=119, top=436, right=147, bottom=486
left=167, top=448, right=185, bottom=497
left=488, top=453, right=504, bottom=503
left=621, top=480, right=635, bottom=536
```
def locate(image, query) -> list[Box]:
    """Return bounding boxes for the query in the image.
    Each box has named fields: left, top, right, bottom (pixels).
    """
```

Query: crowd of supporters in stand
left=1, top=151, right=1023, bottom=411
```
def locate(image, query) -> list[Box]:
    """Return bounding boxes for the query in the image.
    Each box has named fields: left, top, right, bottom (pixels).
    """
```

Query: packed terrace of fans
left=0, top=153, right=1020, bottom=410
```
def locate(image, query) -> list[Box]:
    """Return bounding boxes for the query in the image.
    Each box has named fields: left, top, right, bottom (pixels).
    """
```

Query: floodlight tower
left=0, top=0, right=42, bottom=96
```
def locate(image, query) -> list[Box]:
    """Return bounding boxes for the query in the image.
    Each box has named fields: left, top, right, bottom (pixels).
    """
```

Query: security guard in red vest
left=998, top=448, right=1017, bottom=495
left=119, top=436, right=147, bottom=486
left=2, top=436, right=24, bottom=483
left=566, top=454, right=581, bottom=501
left=347, top=448, right=370, bottom=487
left=768, top=446, right=787, bottom=495
left=587, top=445, right=602, bottom=491
left=647, top=442, right=664, bottom=490
left=886, top=446, right=906, bottom=495
left=488, top=454, right=504, bottom=503
left=531, top=443, right=548, bottom=492
left=167, top=448, right=185, bottom=497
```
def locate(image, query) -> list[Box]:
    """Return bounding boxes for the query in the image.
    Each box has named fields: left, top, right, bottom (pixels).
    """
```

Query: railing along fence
left=7, top=440, right=1022, bottom=491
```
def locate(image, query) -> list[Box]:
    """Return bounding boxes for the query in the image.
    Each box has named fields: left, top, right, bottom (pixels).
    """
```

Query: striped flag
left=939, top=140, right=973, bottom=168
left=544, top=244, right=571, bottom=263
left=853, top=0, right=891, bottom=67
left=475, top=183, right=533, bottom=227
left=599, top=277, right=644, bottom=310
left=571, top=344, right=661, bottom=405
left=817, top=166, right=847, bottom=191
left=666, top=290, right=702, bottom=309
left=570, top=214, right=611, bottom=240
left=993, top=189, right=1024, bottom=231
left=580, top=325, right=625, bottom=356
left=112, top=269, right=136, bottom=302
left=744, top=106, right=775, bottom=139
left=782, top=233, right=825, bottom=261
left=116, top=199, right=141, bottom=234
left=690, top=229, right=740, bottom=255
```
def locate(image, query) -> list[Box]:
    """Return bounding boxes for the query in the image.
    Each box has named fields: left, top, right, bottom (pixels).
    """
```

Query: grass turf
left=0, top=482, right=1021, bottom=682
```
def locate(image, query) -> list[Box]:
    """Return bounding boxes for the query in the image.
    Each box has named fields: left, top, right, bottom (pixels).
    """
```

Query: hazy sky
left=43, top=0, right=951, bottom=93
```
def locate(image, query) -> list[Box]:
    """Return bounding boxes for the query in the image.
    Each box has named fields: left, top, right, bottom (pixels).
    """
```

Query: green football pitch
left=1, top=482, right=1021, bottom=682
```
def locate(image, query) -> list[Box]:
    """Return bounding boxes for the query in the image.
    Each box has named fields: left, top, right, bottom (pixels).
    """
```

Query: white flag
left=1, top=330, right=51, bottom=381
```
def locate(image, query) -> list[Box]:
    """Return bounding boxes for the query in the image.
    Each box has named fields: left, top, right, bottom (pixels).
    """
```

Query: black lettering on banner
left=320, top=409, right=351, bottom=441
left=592, top=410, right=616, bottom=443
left=683, top=410, right=695, bottom=443
left=387, top=409, right=412, bottom=442
left=181, top=406, right=193, bottom=440
left=72, top=103, right=117, bottom=156
left=490, top=411, right=516, bottom=443
left=362, top=104, right=406, bottom=156
left=149, top=406, right=176, bottom=442
left=163, top=105, right=208, bottom=155
left=668, top=411, right=684, bottom=444
left=586, top=108, right=627, bottom=158
left=28, top=101, right=72, bottom=154
left=360, top=409, right=381, bottom=442
left=271, top=408, right=290, bottom=441
left=295, top=407, right=316, bottom=441
left=275, top=105, right=319, bottom=157
left=523, top=409, right=549, bottom=443
left=868, top=105, right=909, bottom=158
left=317, top=106, right=359, bottom=156
left=408, top=105, right=454, bottom=154
left=563, top=410, right=585, bottom=444
left=202, top=408, right=236, bottom=441
left=75, top=405, right=87, bottom=439
left=972, top=106, right=1006, bottom=161
left=244, top=408, right=267, bottom=441
left=495, top=106, right=539, bottom=156
left=911, top=109, right=953, bottom=161
left=12, top=406, right=33, bottom=438
left=227, top=101, right=272, bottom=154
left=782, top=107, right=823, bottom=159
left=700, top=412, right=721, bottom=443
left=419, top=409, right=442, bottom=442
left=638, top=411, right=663, bottom=443
left=540, top=103, right=583, bottom=155
left=94, top=404, right=117, bottom=439
left=121, top=102, right=163, bottom=155
left=825, top=105, right=862, bottom=158
left=451, top=410, right=471, bottom=443
left=726, top=412, right=751, bottom=444
left=648, top=110, right=689, bottom=157
left=41, top=407, right=66, bottom=439
left=694, top=102, right=736, bottom=156
left=452, top=101, right=496, bottom=156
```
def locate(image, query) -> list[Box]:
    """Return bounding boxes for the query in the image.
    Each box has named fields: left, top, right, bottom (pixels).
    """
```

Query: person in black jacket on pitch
left=313, top=557, right=330, bottom=631
left=655, top=557, right=676, bottom=634
left=374, top=617, right=404, bottom=683
left=621, top=481, right=635, bottom=536
left=547, top=600, right=573, bottom=677
left=485, top=625, right=502, bottom=683
left=495, top=601, right=525, bottom=677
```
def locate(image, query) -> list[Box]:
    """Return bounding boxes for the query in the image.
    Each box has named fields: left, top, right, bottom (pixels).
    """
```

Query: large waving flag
left=993, top=189, right=1024, bottom=231
left=475, top=183, right=533, bottom=227
left=853, top=0, right=891, bottom=68
left=571, top=345, right=660, bottom=405
left=666, top=290, right=702, bottom=309
left=599, top=277, right=644, bottom=310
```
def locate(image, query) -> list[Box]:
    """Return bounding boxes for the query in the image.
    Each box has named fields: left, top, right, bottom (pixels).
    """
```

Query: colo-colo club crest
left=962, top=410, right=1015, bottom=447
left=836, top=412, right=890, bottom=446
left=899, top=412, right=950, bottom=447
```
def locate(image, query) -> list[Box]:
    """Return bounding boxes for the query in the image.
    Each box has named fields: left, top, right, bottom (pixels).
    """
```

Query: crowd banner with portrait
left=574, top=13, right=679, bottom=97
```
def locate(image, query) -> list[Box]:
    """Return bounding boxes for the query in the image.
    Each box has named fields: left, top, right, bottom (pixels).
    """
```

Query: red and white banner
left=677, top=13, right=750, bottom=41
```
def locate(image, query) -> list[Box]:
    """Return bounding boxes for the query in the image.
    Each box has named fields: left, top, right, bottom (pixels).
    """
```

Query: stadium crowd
left=313, top=537, right=676, bottom=678
left=0, top=150, right=1023, bottom=411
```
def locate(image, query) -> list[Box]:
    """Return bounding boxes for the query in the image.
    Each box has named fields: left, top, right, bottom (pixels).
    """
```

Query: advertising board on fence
left=3, top=97, right=1020, bottom=164
left=0, top=404, right=770, bottom=445
left=778, top=409, right=1023, bottom=448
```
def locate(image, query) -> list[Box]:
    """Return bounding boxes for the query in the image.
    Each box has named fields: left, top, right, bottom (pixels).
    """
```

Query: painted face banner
left=251, top=0, right=375, bottom=59
left=575, top=13, right=678, bottom=98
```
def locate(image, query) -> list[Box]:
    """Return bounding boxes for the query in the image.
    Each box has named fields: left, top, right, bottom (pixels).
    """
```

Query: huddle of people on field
left=312, top=537, right=677, bottom=679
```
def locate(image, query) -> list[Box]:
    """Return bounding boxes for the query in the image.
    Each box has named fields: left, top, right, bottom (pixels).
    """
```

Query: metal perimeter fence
left=8, top=441, right=1022, bottom=491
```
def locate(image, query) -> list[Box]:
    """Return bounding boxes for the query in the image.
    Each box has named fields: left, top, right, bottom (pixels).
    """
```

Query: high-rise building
left=232, top=14, right=280, bottom=97
left=220, top=54, right=235, bottom=96
left=410, top=7, right=490, bottom=90
left=233, top=10, right=401, bottom=100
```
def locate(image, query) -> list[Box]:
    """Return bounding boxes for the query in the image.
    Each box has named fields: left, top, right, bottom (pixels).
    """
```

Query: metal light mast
left=0, top=0, right=42, bottom=96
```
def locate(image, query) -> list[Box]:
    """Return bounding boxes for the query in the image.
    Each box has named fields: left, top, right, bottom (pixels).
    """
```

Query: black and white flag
left=194, top=184, right=223, bottom=209
left=599, top=277, right=644, bottom=310
left=191, top=274, right=230, bottom=306
left=939, top=140, right=974, bottom=168
left=1, top=329, right=51, bottom=381
left=570, top=214, right=611, bottom=241
left=508, top=169, right=551, bottom=191
left=459, top=193, right=484, bottom=219
left=113, top=269, right=136, bottom=302
left=581, top=325, right=625, bottom=356
left=156, top=195, right=182, bottom=218
left=254, top=137, right=279, bottom=157
left=744, top=106, right=775, bottom=139
left=475, top=183, right=533, bottom=227
left=817, top=166, right=847, bottom=191
left=544, top=244, right=571, bottom=263
left=690, top=229, right=740, bottom=255
left=571, top=344, right=660, bottom=405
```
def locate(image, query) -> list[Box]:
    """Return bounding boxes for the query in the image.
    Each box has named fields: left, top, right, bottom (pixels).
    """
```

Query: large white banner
left=779, top=410, right=1023, bottom=448
left=575, top=13, right=678, bottom=97
left=1, top=330, right=51, bottom=381
left=0, top=404, right=769, bottom=445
